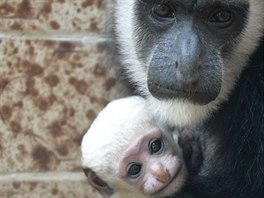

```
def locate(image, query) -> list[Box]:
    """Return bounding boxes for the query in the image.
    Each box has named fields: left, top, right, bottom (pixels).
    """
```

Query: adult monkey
left=113, top=0, right=264, bottom=198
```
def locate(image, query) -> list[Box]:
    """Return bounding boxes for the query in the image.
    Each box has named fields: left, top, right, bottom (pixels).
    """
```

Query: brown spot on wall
left=104, top=78, right=116, bottom=91
left=51, top=187, right=59, bottom=195
left=0, top=78, right=8, bottom=93
left=14, top=101, right=23, bottom=108
left=18, top=144, right=27, bottom=156
left=24, top=129, right=35, bottom=136
left=86, top=109, right=96, bottom=121
left=59, top=42, right=76, bottom=51
left=82, top=0, right=102, bottom=8
left=22, top=61, right=43, bottom=76
left=41, top=3, right=52, bottom=15
left=72, top=20, right=79, bottom=29
left=56, top=144, right=68, bottom=156
left=0, top=3, right=14, bottom=16
left=90, top=96, right=108, bottom=106
left=96, top=0, right=103, bottom=7
left=7, top=158, right=15, bottom=169
left=16, top=0, right=32, bottom=17
left=25, top=40, right=31, bottom=45
left=58, top=0, right=65, bottom=3
left=76, top=80, right=88, bottom=95
left=36, top=96, right=56, bottom=111
left=30, top=182, right=37, bottom=191
left=45, top=75, right=59, bottom=87
left=7, top=61, right=12, bottom=67
left=64, top=108, right=75, bottom=117
left=73, top=54, right=81, bottom=61
left=12, top=182, right=21, bottom=189
left=76, top=63, right=84, bottom=68
left=11, top=22, right=23, bottom=30
left=69, top=108, right=75, bottom=117
left=12, top=48, right=19, bottom=55
left=56, top=52, right=69, bottom=59
left=25, top=79, right=39, bottom=96
left=28, top=46, right=34, bottom=56
left=36, top=99, right=48, bottom=111
left=44, top=40, right=55, bottom=48
left=10, top=121, right=22, bottom=134
left=48, top=94, right=57, bottom=105
left=81, top=0, right=92, bottom=8
left=73, top=134, right=83, bottom=146
left=93, top=64, right=106, bottom=76
left=48, top=121, right=63, bottom=137
left=50, top=20, right=60, bottom=30
left=0, top=105, right=12, bottom=120
left=0, top=134, right=3, bottom=157
left=96, top=41, right=112, bottom=53
left=69, top=77, right=89, bottom=95
left=31, top=145, right=52, bottom=170
left=89, top=17, right=99, bottom=31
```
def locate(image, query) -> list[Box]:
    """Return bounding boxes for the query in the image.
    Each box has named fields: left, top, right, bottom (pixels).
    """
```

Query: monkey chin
left=153, top=163, right=187, bottom=197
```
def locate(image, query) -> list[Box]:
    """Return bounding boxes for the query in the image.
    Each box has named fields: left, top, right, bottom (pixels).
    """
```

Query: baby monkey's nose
left=156, top=169, right=171, bottom=183
left=151, top=164, right=171, bottom=183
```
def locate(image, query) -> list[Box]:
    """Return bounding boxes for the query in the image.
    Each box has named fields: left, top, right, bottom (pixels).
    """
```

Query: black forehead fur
left=137, top=0, right=249, bottom=11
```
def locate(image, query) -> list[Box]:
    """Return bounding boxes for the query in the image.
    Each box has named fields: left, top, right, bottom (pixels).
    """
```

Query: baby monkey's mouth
left=156, top=169, right=171, bottom=184
left=152, top=163, right=184, bottom=195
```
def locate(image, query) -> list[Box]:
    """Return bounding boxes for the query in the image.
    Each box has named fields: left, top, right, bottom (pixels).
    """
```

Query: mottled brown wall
left=0, top=0, right=125, bottom=197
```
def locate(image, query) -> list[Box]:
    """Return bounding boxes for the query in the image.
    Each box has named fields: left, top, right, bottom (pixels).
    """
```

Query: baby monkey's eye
left=127, top=163, right=142, bottom=178
left=149, top=138, right=164, bottom=154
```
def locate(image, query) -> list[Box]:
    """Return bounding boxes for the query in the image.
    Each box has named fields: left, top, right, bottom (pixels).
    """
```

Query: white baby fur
left=81, top=96, right=156, bottom=193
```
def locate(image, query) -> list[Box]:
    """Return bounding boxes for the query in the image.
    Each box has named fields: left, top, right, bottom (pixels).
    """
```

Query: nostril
left=197, top=64, right=202, bottom=71
left=191, top=79, right=199, bottom=86
left=175, top=61, right=178, bottom=69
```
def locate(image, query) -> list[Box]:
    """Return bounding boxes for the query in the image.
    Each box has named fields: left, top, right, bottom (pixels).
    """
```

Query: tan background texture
left=0, top=0, right=126, bottom=197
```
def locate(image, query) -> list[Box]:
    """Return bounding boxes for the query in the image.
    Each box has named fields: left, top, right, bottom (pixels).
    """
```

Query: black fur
left=114, top=1, right=263, bottom=197
left=176, top=41, right=264, bottom=198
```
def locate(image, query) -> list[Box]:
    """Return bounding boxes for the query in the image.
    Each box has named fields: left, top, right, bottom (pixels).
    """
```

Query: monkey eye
left=127, top=163, right=142, bottom=179
left=152, top=4, right=175, bottom=19
left=149, top=138, right=164, bottom=154
left=209, top=8, right=232, bottom=25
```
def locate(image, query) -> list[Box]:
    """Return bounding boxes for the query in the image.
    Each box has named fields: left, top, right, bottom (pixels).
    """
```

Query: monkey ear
left=83, top=168, right=115, bottom=198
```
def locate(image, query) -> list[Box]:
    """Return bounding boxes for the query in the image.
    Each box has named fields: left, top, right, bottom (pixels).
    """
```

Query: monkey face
left=133, top=0, right=249, bottom=104
left=114, top=0, right=264, bottom=125
left=118, top=127, right=187, bottom=197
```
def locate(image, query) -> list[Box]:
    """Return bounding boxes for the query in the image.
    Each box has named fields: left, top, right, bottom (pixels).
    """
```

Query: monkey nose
left=151, top=165, right=171, bottom=183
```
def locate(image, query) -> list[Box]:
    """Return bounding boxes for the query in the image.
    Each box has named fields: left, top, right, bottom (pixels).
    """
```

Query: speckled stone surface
left=0, top=0, right=106, bottom=31
left=0, top=0, right=124, bottom=197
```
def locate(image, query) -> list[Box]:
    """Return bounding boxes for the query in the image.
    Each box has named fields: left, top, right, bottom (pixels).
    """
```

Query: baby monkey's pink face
left=118, top=127, right=187, bottom=197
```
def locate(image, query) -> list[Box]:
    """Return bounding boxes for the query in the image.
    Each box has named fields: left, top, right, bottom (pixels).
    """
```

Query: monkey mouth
left=154, top=164, right=185, bottom=196
left=148, top=82, right=219, bottom=105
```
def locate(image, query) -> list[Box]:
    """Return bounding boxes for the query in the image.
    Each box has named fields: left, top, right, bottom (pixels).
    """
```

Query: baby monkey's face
left=118, top=127, right=187, bottom=197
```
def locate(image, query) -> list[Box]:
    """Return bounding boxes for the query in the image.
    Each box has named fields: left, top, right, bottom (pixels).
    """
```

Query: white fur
left=114, top=0, right=264, bottom=126
left=81, top=96, right=156, bottom=193
left=111, top=191, right=149, bottom=198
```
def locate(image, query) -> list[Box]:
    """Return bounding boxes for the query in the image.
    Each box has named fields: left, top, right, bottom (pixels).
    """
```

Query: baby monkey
left=81, top=96, right=201, bottom=198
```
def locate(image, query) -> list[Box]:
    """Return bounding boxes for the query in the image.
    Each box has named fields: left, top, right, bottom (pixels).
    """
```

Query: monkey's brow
left=122, top=137, right=143, bottom=159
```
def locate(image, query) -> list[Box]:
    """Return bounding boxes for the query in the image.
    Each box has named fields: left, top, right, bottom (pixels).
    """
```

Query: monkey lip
left=148, top=83, right=219, bottom=105
left=153, top=163, right=185, bottom=196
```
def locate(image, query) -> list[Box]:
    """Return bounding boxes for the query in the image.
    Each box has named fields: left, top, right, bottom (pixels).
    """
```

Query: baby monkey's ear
left=83, top=168, right=115, bottom=198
